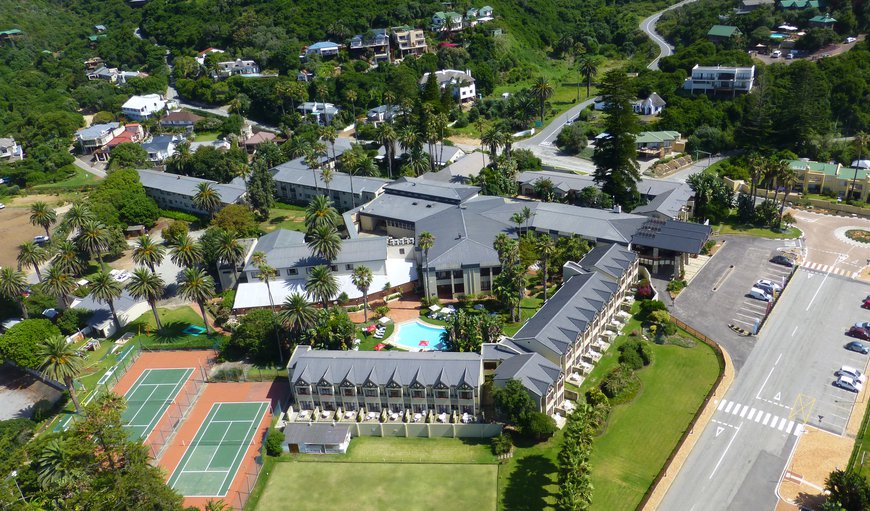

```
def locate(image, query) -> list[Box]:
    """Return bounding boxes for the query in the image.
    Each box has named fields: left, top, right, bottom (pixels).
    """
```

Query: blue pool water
left=393, top=321, right=447, bottom=351
left=770, top=33, right=787, bottom=39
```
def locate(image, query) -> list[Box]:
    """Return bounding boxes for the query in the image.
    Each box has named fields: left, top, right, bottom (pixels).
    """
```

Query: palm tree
left=304, top=195, right=340, bottom=232
left=203, top=500, right=231, bottom=511
left=577, top=55, right=599, bottom=100
left=251, top=251, right=278, bottom=314
left=215, top=230, right=245, bottom=282
left=42, top=265, right=76, bottom=307
left=531, top=77, right=554, bottom=125
left=766, top=158, right=789, bottom=205
left=29, top=201, right=57, bottom=238
left=321, top=166, right=334, bottom=192
left=320, top=125, right=338, bottom=163
left=178, top=268, right=216, bottom=334
left=170, top=233, right=202, bottom=268
left=39, top=335, right=84, bottom=413
left=193, top=182, right=222, bottom=218
left=375, top=122, right=398, bottom=178
left=307, top=224, right=342, bottom=262
left=778, top=165, right=798, bottom=227
left=88, top=271, right=123, bottom=332
left=306, top=265, right=338, bottom=308
left=284, top=136, right=312, bottom=160
left=747, top=153, right=764, bottom=203
left=78, top=220, right=108, bottom=266
left=403, top=149, right=430, bottom=177
left=18, top=241, right=47, bottom=281
left=52, top=240, right=85, bottom=276
left=849, top=132, right=869, bottom=201
left=64, top=203, right=93, bottom=232
left=279, top=292, right=317, bottom=332
left=34, top=438, right=78, bottom=488
left=418, top=231, right=434, bottom=300
left=127, top=267, right=165, bottom=331
left=351, top=266, right=374, bottom=322
left=536, top=235, right=556, bottom=302
left=344, top=89, right=358, bottom=120
left=399, top=126, right=422, bottom=153
left=0, top=267, right=28, bottom=319
left=481, top=127, right=504, bottom=160
left=132, top=235, right=165, bottom=272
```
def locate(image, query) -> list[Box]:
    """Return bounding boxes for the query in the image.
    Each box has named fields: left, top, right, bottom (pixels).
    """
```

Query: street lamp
left=7, top=470, right=25, bottom=502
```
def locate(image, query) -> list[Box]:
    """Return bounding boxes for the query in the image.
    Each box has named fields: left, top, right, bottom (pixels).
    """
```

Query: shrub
left=159, top=209, right=200, bottom=223
left=635, top=281, right=654, bottom=300
left=374, top=305, right=390, bottom=319
left=336, top=292, right=350, bottom=306
left=638, top=299, right=666, bottom=320
left=700, top=240, right=716, bottom=255
left=0, top=319, right=62, bottom=369
left=555, top=124, right=588, bottom=155
left=31, top=399, right=55, bottom=422
left=162, top=220, right=189, bottom=245
left=600, top=365, right=639, bottom=401
left=521, top=411, right=557, bottom=440
left=619, top=347, right=644, bottom=370
left=491, top=433, right=513, bottom=455
left=421, top=296, right=441, bottom=308
left=666, top=279, right=686, bottom=293
left=265, top=428, right=284, bottom=456
left=619, top=339, right=652, bottom=366
left=55, top=308, right=92, bottom=335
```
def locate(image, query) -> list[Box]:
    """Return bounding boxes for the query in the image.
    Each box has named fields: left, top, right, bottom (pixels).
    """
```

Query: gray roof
left=512, top=271, right=619, bottom=356
left=244, top=229, right=387, bottom=271
left=141, top=135, right=178, bottom=154
left=419, top=69, right=475, bottom=87
left=284, top=423, right=351, bottom=446
left=288, top=346, right=482, bottom=388
left=481, top=339, right=528, bottom=362
left=632, top=183, right=694, bottom=219
left=631, top=218, right=711, bottom=254
left=565, top=243, right=637, bottom=281
left=517, top=171, right=597, bottom=194
left=493, top=352, right=561, bottom=398
left=358, top=193, right=455, bottom=224
left=420, top=144, right=464, bottom=164
left=136, top=169, right=246, bottom=204
left=271, top=158, right=391, bottom=196
left=645, top=92, right=666, bottom=108
left=76, top=122, right=119, bottom=140
left=71, top=290, right=141, bottom=329
left=422, top=152, right=490, bottom=183
left=384, top=177, right=479, bottom=204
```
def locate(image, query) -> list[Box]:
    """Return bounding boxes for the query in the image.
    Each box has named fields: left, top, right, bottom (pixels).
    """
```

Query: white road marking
left=775, top=353, right=782, bottom=365
left=763, top=413, right=772, bottom=426
left=747, top=408, right=756, bottom=420
left=755, top=412, right=763, bottom=423
left=778, top=417, right=787, bottom=430
left=716, top=426, right=724, bottom=437
left=786, top=421, right=794, bottom=434
left=740, top=406, right=749, bottom=418
left=791, top=326, right=799, bottom=337
left=806, top=267, right=832, bottom=311
left=757, top=365, right=776, bottom=399
left=731, top=405, right=742, bottom=416
left=718, top=400, right=727, bottom=411
left=774, top=392, right=781, bottom=401
left=725, top=401, right=735, bottom=413
left=709, top=422, right=742, bottom=480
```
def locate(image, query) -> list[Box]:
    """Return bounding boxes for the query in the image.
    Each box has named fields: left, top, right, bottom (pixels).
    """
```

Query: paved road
left=71, top=155, right=107, bottom=178
left=639, top=0, right=701, bottom=70
left=662, top=269, right=870, bottom=509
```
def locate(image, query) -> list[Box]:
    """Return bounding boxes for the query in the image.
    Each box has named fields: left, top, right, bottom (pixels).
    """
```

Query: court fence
left=146, top=372, right=207, bottom=461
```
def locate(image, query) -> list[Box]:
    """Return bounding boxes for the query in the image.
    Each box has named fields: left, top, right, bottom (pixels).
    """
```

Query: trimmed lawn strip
left=714, top=222, right=801, bottom=239
left=254, top=462, right=497, bottom=511
left=502, top=297, right=544, bottom=337
left=124, top=305, right=225, bottom=350
left=291, top=436, right=496, bottom=464
left=356, top=322, right=395, bottom=351
left=260, top=207, right=305, bottom=233
left=32, top=165, right=101, bottom=190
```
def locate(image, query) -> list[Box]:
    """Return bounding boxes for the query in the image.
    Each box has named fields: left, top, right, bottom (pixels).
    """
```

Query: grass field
left=497, top=321, right=721, bottom=511
left=32, top=166, right=100, bottom=190
left=255, top=462, right=498, bottom=511
left=260, top=203, right=306, bottom=233
left=294, top=436, right=495, bottom=464
left=714, top=222, right=801, bottom=239
left=125, top=306, right=225, bottom=349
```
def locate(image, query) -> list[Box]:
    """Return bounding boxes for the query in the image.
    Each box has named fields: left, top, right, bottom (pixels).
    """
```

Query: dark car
left=846, top=341, right=870, bottom=354
left=863, top=298, right=870, bottom=309
left=848, top=322, right=870, bottom=340
left=771, top=255, right=795, bottom=267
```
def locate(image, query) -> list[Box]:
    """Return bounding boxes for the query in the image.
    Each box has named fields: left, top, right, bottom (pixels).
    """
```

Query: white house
left=633, top=92, right=666, bottom=116
left=297, top=102, right=339, bottom=125
left=195, top=47, right=225, bottom=66
left=140, top=135, right=181, bottom=163
left=121, top=94, right=167, bottom=120
left=419, top=69, right=476, bottom=103
left=0, top=138, right=23, bottom=161
left=71, top=290, right=149, bottom=338
left=683, top=65, right=755, bottom=95
left=216, top=59, right=260, bottom=78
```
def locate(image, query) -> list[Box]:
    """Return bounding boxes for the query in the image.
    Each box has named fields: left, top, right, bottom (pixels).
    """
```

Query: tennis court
left=167, top=401, right=269, bottom=497
left=122, top=368, right=193, bottom=440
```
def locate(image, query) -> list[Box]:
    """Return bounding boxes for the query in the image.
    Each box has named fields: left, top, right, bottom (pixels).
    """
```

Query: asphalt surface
left=662, top=259, right=870, bottom=509
left=639, top=0, right=701, bottom=70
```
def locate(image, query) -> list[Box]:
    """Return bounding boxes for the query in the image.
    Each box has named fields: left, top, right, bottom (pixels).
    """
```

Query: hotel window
left=411, top=389, right=424, bottom=399
left=435, top=390, right=448, bottom=399
left=342, top=387, right=355, bottom=397
left=331, top=265, right=338, bottom=272
left=364, top=388, right=378, bottom=397
left=286, top=268, right=298, bottom=276
left=399, top=248, right=405, bottom=254
left=296, top=386, right=310, bottom=395
left=319, top=386, right=333, bottom=396
left=459, top=390, right=472, bottom=400
left=388, top=389, right=401, bottom=398
left=345, top=264, right=354, bottom=270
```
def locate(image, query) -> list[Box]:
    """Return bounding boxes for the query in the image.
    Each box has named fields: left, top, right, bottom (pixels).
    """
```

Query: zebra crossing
left=715, top=399, right=804, bottom=437
left=801, top=261, right=859, bottom=278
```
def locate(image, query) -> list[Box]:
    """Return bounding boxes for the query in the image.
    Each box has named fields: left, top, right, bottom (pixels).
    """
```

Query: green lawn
left=124, top=305, right=225, bottom=349
left=294, top=436, right=496, bottom=464
left=497, top=321, right=721, bottom=511
left=502, top=297, right=544, bottom=337
left=849, top=399, right=870, bottom=479
left=802, top=193, right=870, bottom=210
left=255, top=462, right=498, bottom=511
left=261, top=204, right=306, bottom=233
left=356, top=321, right=395, bottom=351
left=192, top=131, right=219, bottom=142
left=32, top=166, right=101, bottom=190
left=714, top=222, right=801, bottom=239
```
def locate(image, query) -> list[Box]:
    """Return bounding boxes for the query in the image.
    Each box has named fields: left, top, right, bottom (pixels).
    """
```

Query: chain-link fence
left=145, top=371, right=207, bottom=460
left=208, top=365, right=284, bottom=383
left=227, top=449, right=265, bottom=511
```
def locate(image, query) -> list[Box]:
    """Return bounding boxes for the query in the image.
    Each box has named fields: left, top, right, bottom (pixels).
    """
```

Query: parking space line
left=735, top=312, right=761, bottom=320
left=732, top=318, right=755, bottom=326
left=741, top=302, right=768, bottom=310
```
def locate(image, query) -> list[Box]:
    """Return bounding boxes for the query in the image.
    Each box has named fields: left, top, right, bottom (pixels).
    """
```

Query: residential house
left=0, top=29, right=23, bottom=44
left=391, top=26, right=428, bottom=59
left=738, top=0, right=775, bottom=12
left=366, top=105, right=402, bottom=125
left=0, top=138, right=23, bottom=161
left=683, top=65, right=755, bottom=95
left=271, top=158, right=391, bottom=211
left=304, top=41, right=340, bottom=59
left=779, top=0, right=820, bottom=8
left=140, top=135, right=181, bottom=163
left=479, top=6, right=494, bottom=19
left=283, top=423, right=352, bottom=454
left=87, top=66, right=122, bottom=83
left=195, top=47, right=225, bottom=66
left=297, top=70, right=315, bottom=82
left=106, top=124, right=145, bottom=152
left=287, top=346, right=484, bottom=416
left=419, top=69, right=476, bottom=103
left=121, top=94, right=167, bottom=120
left=159, top=110, right=204, bottom=130
left=71, top=290, right=149, bottom=338
left=136, top=168, right=246, bottom=214
left=809, top=14, right=836, bottom=28
left=94, top=25, right=107, bottom=33
left=634, top=131, right=684, bottom=159
left=349, top=30, right=390, bottom=63
left=189, top=139, right=232, bottom=153
left=431, top=12, right=464, bottom=32
left=788, top=159, right=870, bottom=201
left=216, top=59, right=259, bottom=78
left=243, top=131, right=277, bottom=153
left=465, top=8, right=480, bottom=26
left=297, top=102, right=340, bottom=125
left=76, top=122, right=124, bottom=155
left=707, top=25, right=742, bottom=43
left=633, top=92, right=666, bottom=116
left=87, top=34, right=107, bottom=47
left=84, top=57, right=105, bottom=71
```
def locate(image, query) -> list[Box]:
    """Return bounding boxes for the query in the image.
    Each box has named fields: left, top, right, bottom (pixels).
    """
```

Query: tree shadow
left=793, top=490, right=826, bottom=509
left=502, top=453, right=557, bottom=511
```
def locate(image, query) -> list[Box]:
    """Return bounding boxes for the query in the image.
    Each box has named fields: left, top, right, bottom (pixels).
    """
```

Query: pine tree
left=592, top=69, right=641, bottom=209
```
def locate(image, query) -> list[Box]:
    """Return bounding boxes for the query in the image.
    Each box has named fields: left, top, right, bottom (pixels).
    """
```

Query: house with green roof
left=778, top=0, right=820, bottom=9
left=432, top=11, right=464, bottom=32
left=707, top=25, right=742, bottom=43
left=634, top=131, right=684, bottom=158
left=809, top=14, right=836, bottom=27
left=788, top=159, right=870, bottom=201
left=0, top=29, right=22, bottom=43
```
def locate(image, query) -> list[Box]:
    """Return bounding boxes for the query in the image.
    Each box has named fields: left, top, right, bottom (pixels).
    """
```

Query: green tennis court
left=122, top=368, right=193, bottom=440
left=167, top=401, right=269, bottom=497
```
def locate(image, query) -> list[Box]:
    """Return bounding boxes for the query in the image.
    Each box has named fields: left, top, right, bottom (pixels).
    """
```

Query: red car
left=849, top=322, right=870, bottom=340
left=863, top=299, right=870, bottom=309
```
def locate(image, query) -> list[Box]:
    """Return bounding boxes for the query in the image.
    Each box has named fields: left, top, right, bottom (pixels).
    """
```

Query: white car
left=834, top=376, right=863, bottom=393
left=33, top=235, right=50, bottom=244
left=846, top=37, right=857, bottom=44
left=749, top=287, right=772, bottom=302
left=836, top=366, right=867, bottom=384
left=771, top=50, right=782, bottom=58
left=0, top=203, right=5, bottom=209
left=755, top=279, right=782, bottom=294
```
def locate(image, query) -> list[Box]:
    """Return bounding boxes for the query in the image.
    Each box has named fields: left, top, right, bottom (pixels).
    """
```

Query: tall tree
left=577, top=55, right=599, bottom=101
left=536, top=234, right=556, bottom=303
left=64, top=203, right=93, bottom=232
left=178, top=268, right=216, bottom=334
left=319, top=125, right=338, bottom=163
left=321, top=166, right=334, bottom=193
left=307, top=224, right=342, bottom=262
left=88, top=271, right=123, bottom=332
left=127, top=267, right=165, bottom=331
left=375, top=122, right=398, bottom=178
left=78, top=219, right=109, bottom=266
left=306, top=265, right=338, bottom=308
left=251, top=251, right=278, bottom=314
left=418, top=231, right=435, bottom=300
left=170, top=233, right=203, bottom=268
left=132, top=234, right=165, bottom=272
left=29, top=201, right=57, bottom=238
left=304, top=195, right=341, bottom=232
left=531, top=77, right=554, bottom=125
left=43, top=265, right=77, bottom=307
left=193, top=182, right=222, bottom=218
left=39, top=335, right=84, bottom=413
left=0, top=266, right=28, bottom=319
left=215, top=230, right=245, bottom=283
left=53, top=240, right=86, bottom=275
left=279, top=292, right=317, bottom=333
left=351, top=265, right=373, bottom=322
left=777, top=165, right=798, bottom=227
left=557, top=404, right=594, bottom=511
left=247, top=159, right=277, bottom=219
left=18, top=241, right=47, bottom=281
left=592, top=69, right=641, bottom=208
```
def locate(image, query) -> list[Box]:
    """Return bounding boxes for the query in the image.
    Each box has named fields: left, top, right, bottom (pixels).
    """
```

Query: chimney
left=466, top=68, right=472, bottom=77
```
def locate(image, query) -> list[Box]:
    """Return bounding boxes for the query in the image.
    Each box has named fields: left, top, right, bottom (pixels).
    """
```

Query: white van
left=749, top=287, right=772, bottom=301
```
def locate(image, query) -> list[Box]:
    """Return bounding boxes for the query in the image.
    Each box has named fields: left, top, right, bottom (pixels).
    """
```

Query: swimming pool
left=393, top=321, right=448, bottom=351
left=770, top=33, right=787, bottom=39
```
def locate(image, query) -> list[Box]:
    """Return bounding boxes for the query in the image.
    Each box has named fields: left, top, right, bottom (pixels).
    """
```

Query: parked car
left=771, top=50, right=782, bottom=58
left=785, top=52, right=795, bottom=60
left=845, top=341, right=870, bottom=354
left=862, top=298, right=870, bottom=309
left=770, top=255, right=795, bottom=267
left=848, top=322, right=870, bottom=340
left=749, top=287, right=772, bottom=302
left=836, top=366, right=867, bottom=383
left=0, top=203, right=5, bottom=209
left=834, top=376, right=863, bottom=393
left=846, top=37, right=857, bottom=44
left=33, top=235, right=49, bottom=244
left=755, top=279, right=782, bottom=295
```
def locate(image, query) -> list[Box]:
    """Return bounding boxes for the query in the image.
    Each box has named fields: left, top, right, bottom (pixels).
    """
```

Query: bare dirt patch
left=0, top=195, right=70, bottom=267
left=0, top=363, right=63, bottom=420
left=778, top=426, right=852, bottom=509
